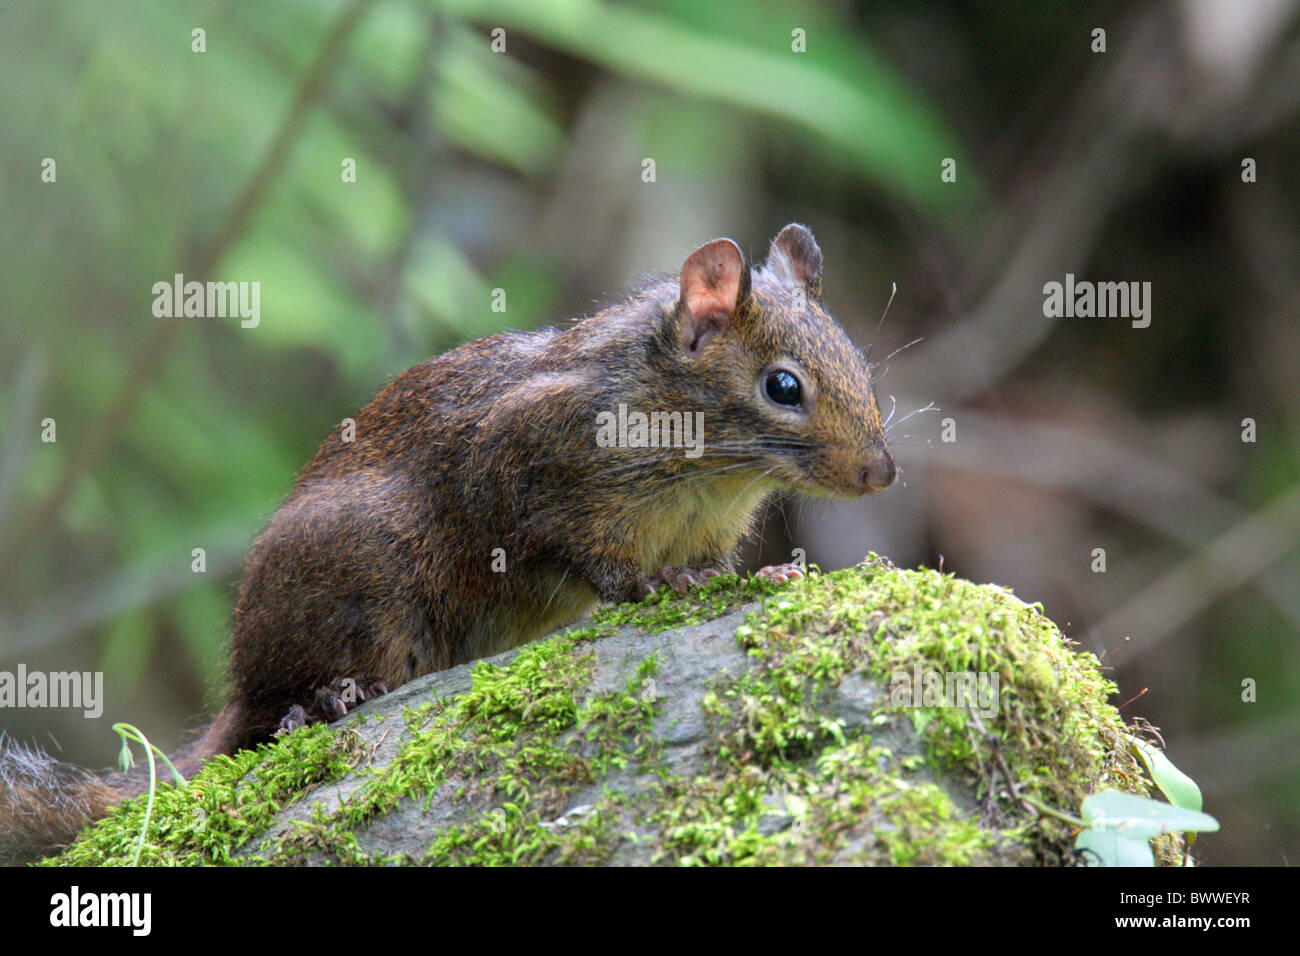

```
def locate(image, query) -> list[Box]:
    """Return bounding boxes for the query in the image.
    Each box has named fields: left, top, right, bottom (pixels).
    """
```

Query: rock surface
left=46, top=557, right=1186, bottom=866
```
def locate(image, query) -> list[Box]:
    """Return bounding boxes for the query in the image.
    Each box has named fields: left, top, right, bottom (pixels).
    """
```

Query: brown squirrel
left=0, top=223, right=895, bottom=863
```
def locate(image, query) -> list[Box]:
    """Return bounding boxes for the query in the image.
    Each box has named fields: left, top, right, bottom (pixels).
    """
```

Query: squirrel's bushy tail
left=0, top=734, right=125, bottom=865
left=0, top=706, right=239, bottom=865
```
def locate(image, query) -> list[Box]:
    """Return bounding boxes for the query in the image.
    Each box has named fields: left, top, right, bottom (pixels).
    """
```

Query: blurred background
left=1, top=0, right=1297, bottom=866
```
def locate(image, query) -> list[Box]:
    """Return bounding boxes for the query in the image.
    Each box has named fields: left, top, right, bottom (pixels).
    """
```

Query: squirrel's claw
left=650, top=565, right=723, bottom=593
left=276, top=704, right=309, bottom=737
left=754, top=563, right=806, bottom=585
left=275, top=677, right=390, bottom=736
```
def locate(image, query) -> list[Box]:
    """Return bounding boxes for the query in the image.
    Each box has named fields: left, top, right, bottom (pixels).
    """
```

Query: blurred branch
left=908, top=7, right=1163, bottom=400
left=912, top=3, right=1300, bottom=404
left=372, top=10, right=443, bottom=365
left=1173, top=713, right=1300, bottom=803
left=0, top=526, right=250, bottom=660
left=0, top=0, right=378, bottom=577
left=929, top=408, right=1300, bottom=633
left=1094, top=481, right=1300, bottom=660
left=0, top=348, right=46, bottom=542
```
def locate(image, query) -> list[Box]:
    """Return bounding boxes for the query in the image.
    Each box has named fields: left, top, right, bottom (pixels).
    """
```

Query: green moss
left=41, top=723, right=360, bottom=866
left=595, top=571, right=784, bottom=633
left=697, top=555, right=1182, bottom=865
left=44, top=556, right=1188, bottom=866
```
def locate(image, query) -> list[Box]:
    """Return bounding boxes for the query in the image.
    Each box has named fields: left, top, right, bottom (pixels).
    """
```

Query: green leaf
left=1081, top=790, right=1219, bottom=840
left=432, top=26, right=565, bottom=175
left=1075, top=828, right=1155, bottom=867
left=437, top=0, right=985, bottom=229
left=1129, top=737, right=1203, bottom=811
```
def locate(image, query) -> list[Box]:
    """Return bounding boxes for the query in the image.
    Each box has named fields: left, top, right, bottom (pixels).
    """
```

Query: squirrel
left=0, top=223, right=895, bottom=864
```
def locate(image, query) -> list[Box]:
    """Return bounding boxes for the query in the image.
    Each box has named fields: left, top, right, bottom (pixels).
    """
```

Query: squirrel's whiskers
left=0, top=223, right=899, bottom=864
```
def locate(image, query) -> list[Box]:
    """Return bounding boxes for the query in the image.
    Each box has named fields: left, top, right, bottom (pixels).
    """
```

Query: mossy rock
left=43, top=555, right=1186, bottom=866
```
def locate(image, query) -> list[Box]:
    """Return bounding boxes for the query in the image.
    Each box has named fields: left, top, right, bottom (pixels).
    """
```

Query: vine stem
left=113, top=723, right=187, bottom=866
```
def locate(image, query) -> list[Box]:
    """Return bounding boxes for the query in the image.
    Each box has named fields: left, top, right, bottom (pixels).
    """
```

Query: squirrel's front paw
left=275, top=676, right=389, bottom=736
left=649, top=565, right=724, bottom=594
left=754, top=563, right=805, bottom=585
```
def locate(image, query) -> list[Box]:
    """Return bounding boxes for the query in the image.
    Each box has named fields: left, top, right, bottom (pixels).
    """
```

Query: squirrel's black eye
left=765, top=369, right=802, bottom=408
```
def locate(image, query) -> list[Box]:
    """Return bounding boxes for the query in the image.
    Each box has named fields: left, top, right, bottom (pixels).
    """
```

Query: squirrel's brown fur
left=0, top=224, right=895, bottom=863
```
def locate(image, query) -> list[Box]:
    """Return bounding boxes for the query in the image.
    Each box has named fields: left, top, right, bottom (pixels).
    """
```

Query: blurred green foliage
left=1, top=0, right=1295, bottom=866
left=0, top=0, right=978, bottom=681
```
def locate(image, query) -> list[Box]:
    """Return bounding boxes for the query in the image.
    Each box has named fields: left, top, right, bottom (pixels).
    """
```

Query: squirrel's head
left=668, top=223, right=896, bottom=499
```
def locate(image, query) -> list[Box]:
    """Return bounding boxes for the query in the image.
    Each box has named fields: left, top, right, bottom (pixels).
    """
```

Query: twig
left=0, top=0, right=378, bottom=576
left=1095, top=481, right=1300, bottom=659
left=927, top=408, right=1300, bottom=634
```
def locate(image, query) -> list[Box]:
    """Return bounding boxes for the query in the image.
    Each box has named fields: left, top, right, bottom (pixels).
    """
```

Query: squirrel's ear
left=677, top=238, right=752, bottom=350
left=765, top=223, right=823, bottom=298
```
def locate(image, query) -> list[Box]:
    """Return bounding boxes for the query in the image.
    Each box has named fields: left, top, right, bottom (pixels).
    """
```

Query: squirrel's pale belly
left=460, top=473, right=774, bottom=661
left=0, top=223, right=901, bottom=867
left=639, top=473, right=776, bottom=570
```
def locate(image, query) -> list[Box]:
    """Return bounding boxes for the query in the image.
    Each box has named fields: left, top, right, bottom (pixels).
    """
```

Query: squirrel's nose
left=859, top=450, right=896, bottom=493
